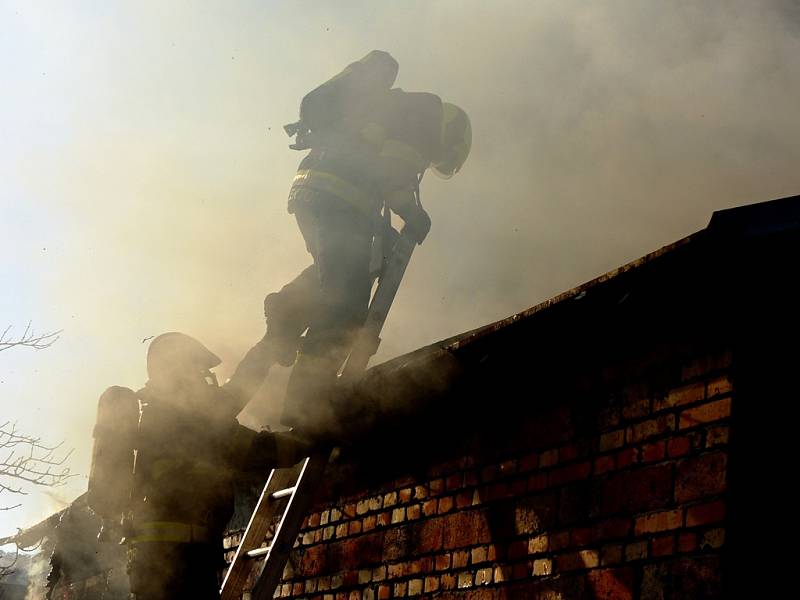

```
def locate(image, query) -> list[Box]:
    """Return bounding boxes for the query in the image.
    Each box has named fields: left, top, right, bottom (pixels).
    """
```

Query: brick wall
left=225, top=347, right=732, bottom=600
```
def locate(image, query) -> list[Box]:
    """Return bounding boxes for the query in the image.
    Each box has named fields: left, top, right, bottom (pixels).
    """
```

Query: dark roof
left=340, top=193, right=800, bottom=437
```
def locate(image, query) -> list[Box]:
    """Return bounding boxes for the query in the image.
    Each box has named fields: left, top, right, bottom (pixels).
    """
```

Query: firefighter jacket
left=289, top=52, right=444, bottom=221
left=129, top=381, right=303, bottom=545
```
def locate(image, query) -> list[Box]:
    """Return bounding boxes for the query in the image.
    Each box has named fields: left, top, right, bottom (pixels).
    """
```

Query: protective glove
left=405, top=205, right=431, bottom=245
left=387, top=189, right=432, bottom=245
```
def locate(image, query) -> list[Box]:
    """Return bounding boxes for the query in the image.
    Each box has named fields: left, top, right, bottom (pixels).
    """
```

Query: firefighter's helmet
left=432, top=103, right=472, bottom=179
left=146, top=332, right=221, bottom=385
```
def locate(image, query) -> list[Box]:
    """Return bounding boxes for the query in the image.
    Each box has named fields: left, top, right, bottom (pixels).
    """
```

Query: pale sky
left=2, top=0, right=799, bottom=538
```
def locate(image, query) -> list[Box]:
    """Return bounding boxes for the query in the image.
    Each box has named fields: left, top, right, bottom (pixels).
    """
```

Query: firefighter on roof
left=87, top=332, right=311, bottom=600
left=236, top=50, right=472, bottom=440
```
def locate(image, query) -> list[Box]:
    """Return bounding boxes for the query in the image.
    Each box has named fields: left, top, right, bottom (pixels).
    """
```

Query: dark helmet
left=146, top=332, right=221, bottom=386
left=432, top=103, right=472, bottom=179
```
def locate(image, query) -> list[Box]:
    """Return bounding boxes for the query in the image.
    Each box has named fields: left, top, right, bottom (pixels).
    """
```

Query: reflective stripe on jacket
left=129, top=521, right=213, bottom=544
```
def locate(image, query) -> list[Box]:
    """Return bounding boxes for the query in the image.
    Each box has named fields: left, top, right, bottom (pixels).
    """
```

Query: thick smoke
left=2, top=0, right=799, bottom=533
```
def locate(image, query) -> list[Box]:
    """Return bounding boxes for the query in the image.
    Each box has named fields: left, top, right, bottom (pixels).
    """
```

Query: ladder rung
left=270, top=486, right=296, bottom=500
left=246, top=546, right=271, bottom=559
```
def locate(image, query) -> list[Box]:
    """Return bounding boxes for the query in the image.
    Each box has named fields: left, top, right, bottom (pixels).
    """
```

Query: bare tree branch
left=0, top=422, right=73, bottom=492
left=0, top=322, right=62, bottom=352
left=0, top=542, right=19, bottom=579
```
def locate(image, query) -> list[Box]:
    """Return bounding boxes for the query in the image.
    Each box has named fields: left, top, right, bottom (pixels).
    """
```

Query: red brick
left=627, top=415, right=676, bottom=444
left=515, top=493, right=557, bottom=535
left=479, top=464, right=498, bottom=482
left=599, top=429, right=625, bottom=452
left=463, top=471, right=478, bottom=487
left=452, top=550, right=469, bottom=568
left=706, top=425, right=729, bottom=447
left=412, top=517, right=444, bottom=553
left=616, top=447, right=638, bottom=469
left=507, top=540, right=528, bottom=560
left=642, top=441, right=666, bottom=462
left=387, top=562, right=406, bottom=579
left=435, top=553, right=451, bottom=570
left=676, top=452, right=727, bottom=502
left=596, top=471, right=626, bottom=515
left=408, top=557, right=433, bottom=575
left=601, top=544, right=623, bottom=566
left=509, top=478, right=527, bottom=497
left=377, top=511, right=391, bottom=528
left=625, top=540, right=648, bottom=562
left=429, top=478, right=444, bottom=495
left=519, top=451, right=538, bottom=471
left=686, top=499, right=726, bottom=527
left=657, top=382, right=704, bottom=411
left=678, top=532, right=697, bottom=552
left=681, top=351, right=732, bottom=380
left=499, top=459, right=518, bottom=475
left=512, top=562, right=530, bottom=579
left=701, top=528, right=725, bottom=550
left=549, top=461, right=591, bottom=486
left=292, top=582, right=305, bottom=595
left=595, top=455, right=615, bottom=474
left=623, top=386, right=651, bottom=420
left=443, top=510, right=491, bottom=549
left=587, top=566, right=635, bottom=600
left=348, top=521, right=362, bottom=535
left=446, top=474, right=462, bottom=490
left=667, top=436, right=691, bottom=457
left=680, top=398, right=731, bottom=429
left=300, top=544, right=327, bottom=576
left=438, top=496, right=454, bottom=514
left=597, top=406, right=621, bottom=429
left=550, top=530, right=570, bottom=551
left=532, top=558, right=552, bottom=576
left=559, top=444, right=580, bottom=462
left=629, top=464, right=674, bottom=511
left=470, top=545, right=488, bottom=565
left=487, top=543, right=502, bottom=561
left=422, top=499, right=438, bottom=517
left=527, top=473, right=548, bottom=492
left=440, top=573, right=456, bottom=590
left=571, top=526, right=594, bottom=547
left=528, top=534, right=548, bottom=554
left=595, top=517, right=631, bottom=540
left=378, top=585, right=391, bottom=600
left=634, top=509, right=683, bottom=535
left=399, top=488, right=413, bottom=503
left=539, top=448, right=559, bottom=467
left=363, top=514, right=377, bottom=532
left=651, top=534, right=675, bottom=557
left=487, top=482, right=509, bottom=501
left=706, top=375, right=732, bottom=398
left=556, top=549, right=599, bottom=571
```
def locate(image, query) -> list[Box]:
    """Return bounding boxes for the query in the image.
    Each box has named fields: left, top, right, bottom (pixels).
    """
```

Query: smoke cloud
left=2, top=0, right=799, bottom=533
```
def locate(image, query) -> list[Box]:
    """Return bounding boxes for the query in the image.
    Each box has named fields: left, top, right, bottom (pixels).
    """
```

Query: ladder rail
left=220, top=463, right=303, bottom=599
left=250, top=451, right=329, bottom=600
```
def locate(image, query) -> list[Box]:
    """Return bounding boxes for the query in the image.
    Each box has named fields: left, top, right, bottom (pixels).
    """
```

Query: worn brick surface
left=253, top=352, right=730, bottom=600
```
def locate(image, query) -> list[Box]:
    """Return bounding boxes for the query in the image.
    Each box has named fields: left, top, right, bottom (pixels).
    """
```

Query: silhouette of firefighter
left=236, top=50, right=472, bottom=439
left=87, top=332, right=311, bottom=600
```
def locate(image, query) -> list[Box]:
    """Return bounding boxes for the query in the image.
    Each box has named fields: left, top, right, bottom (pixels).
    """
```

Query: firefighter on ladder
left=235, top=50, right=472, bottom=440
left=87, top=332, right=312, bottom=600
